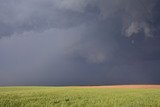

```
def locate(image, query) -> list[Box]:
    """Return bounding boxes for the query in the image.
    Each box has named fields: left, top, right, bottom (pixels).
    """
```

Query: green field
left=0, top=87, right=160, bottom=107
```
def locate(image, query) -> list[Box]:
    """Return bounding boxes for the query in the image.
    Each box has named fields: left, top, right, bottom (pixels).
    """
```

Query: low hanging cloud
left=125, top=21, right=153, bottom=37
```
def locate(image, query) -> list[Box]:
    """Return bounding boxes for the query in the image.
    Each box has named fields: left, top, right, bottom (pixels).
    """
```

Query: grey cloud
left=0, top=0, right=160, bottom=85
left=0, top=0, right=157, bottom=38
left=125, top=21, right=153, bottom=37
left=69, top=38, right=115, bottom=64
left=0, top=24, right=88, bottom=85
left=0, top=0, right=96, bottom=38
left=54, top=0, right=92, bottom=12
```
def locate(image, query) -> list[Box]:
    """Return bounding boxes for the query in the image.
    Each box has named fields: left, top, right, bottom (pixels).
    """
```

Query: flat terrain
left=82, top=85, right=160, bottom=89
left=0, top=85, right=160, bottom=107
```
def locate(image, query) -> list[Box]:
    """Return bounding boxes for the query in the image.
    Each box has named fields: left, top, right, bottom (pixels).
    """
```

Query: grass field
left=0, top=86, right=160, bottom=107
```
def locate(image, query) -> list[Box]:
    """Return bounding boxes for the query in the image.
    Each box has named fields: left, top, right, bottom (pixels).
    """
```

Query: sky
left=0, top=0, right=160, bottom=86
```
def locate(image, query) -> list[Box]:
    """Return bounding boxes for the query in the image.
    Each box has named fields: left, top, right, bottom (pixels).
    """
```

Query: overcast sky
left=0, top=0, right=160, bottom=86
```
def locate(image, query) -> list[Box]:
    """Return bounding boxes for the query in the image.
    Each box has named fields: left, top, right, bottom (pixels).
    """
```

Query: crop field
left=0, top=86, right=160, bottom=107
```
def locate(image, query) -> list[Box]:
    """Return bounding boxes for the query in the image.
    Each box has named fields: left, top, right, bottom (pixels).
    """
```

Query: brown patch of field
left=80, top=85, right=160, bottom=89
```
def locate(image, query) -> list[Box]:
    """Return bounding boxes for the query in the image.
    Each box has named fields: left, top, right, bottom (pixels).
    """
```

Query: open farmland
left=0, top=86, right=160, bottom=107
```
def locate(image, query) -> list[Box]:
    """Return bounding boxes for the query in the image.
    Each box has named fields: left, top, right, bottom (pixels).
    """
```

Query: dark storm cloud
left=0, top=0, right=160, bottom=85
left=0, top=0, right=96, bottom=38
